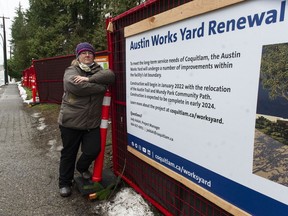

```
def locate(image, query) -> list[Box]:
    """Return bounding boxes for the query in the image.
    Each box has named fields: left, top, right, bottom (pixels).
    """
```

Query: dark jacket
left=58, top=60, right=115, bottom=130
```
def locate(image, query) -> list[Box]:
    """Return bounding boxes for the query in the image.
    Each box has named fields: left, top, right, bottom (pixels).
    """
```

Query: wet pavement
left=0, top=84, right=98, bottom=216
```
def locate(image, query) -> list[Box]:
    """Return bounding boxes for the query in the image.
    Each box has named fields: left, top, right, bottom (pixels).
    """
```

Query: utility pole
left=1, top=16, right=9, bottom=85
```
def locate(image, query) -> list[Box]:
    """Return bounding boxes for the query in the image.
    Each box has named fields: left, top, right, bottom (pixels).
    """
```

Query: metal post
left=1, top=16, right=9, bottom=85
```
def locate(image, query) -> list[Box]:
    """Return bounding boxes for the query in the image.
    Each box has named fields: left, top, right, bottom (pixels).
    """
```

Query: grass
left=23, top=86, right=60, bottom=111
left=24, top=87, right=32, bottom=100
left=34, top=103, right=60, bottom=111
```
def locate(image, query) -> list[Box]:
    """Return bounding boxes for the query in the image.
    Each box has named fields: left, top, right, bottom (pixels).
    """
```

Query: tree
left=260, top=43, right=288, bottom=101
left=9, top=0, right=147, bottom=78
left=104, top=0, right=144, bottom=17
left=9, top=4, right=31, bottom=79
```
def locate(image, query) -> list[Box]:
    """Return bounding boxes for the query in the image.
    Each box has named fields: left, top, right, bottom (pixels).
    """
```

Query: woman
left=58, top=42, right=115, bottom=197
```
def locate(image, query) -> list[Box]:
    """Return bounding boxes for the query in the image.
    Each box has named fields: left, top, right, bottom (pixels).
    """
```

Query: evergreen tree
left=9, top=0, right=146, bottom=78
left=9, top=4, right=30, bottom=79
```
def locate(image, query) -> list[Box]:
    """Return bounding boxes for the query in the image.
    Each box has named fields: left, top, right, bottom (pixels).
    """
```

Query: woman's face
left=78, top=51, right=94, bottom=65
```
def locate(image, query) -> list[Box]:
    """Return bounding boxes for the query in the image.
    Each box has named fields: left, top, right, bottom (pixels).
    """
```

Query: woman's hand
left=73, top=75, right=89, bottom=83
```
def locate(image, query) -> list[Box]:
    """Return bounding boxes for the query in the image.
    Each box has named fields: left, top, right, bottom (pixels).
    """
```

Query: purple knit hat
left=75, top=42, right=96, bottom=58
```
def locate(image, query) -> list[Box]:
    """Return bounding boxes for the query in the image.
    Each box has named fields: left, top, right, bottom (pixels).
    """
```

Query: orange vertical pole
left=31, top=74, right=37, bottom=103
left=92, top=90, right=112, bottom=182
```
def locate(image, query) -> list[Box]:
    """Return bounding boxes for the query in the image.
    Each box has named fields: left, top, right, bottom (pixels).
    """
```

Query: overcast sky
left=0, top=0, right=29, bottom=63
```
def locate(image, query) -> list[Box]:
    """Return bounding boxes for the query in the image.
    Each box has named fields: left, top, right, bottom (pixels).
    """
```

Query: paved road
left=0, top=84, right=97, bottom=216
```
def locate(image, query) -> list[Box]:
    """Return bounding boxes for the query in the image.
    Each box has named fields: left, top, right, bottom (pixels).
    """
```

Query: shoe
left=59, top=186, right=72, bottom=197
left=80, top=170, right=92, bottom=180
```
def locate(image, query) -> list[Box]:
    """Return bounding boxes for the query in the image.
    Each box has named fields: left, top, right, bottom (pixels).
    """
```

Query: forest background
left=8, top=0, right=145, bottom=79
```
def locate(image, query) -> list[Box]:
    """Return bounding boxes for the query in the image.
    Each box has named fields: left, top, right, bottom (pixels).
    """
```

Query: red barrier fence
left=109, top=1, right=233, bottom=215
left=27, top=51, right=110, bottom=104
left=22, top=65, right=36, bottom=89
left=33, top=54, right=75, bottom=104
